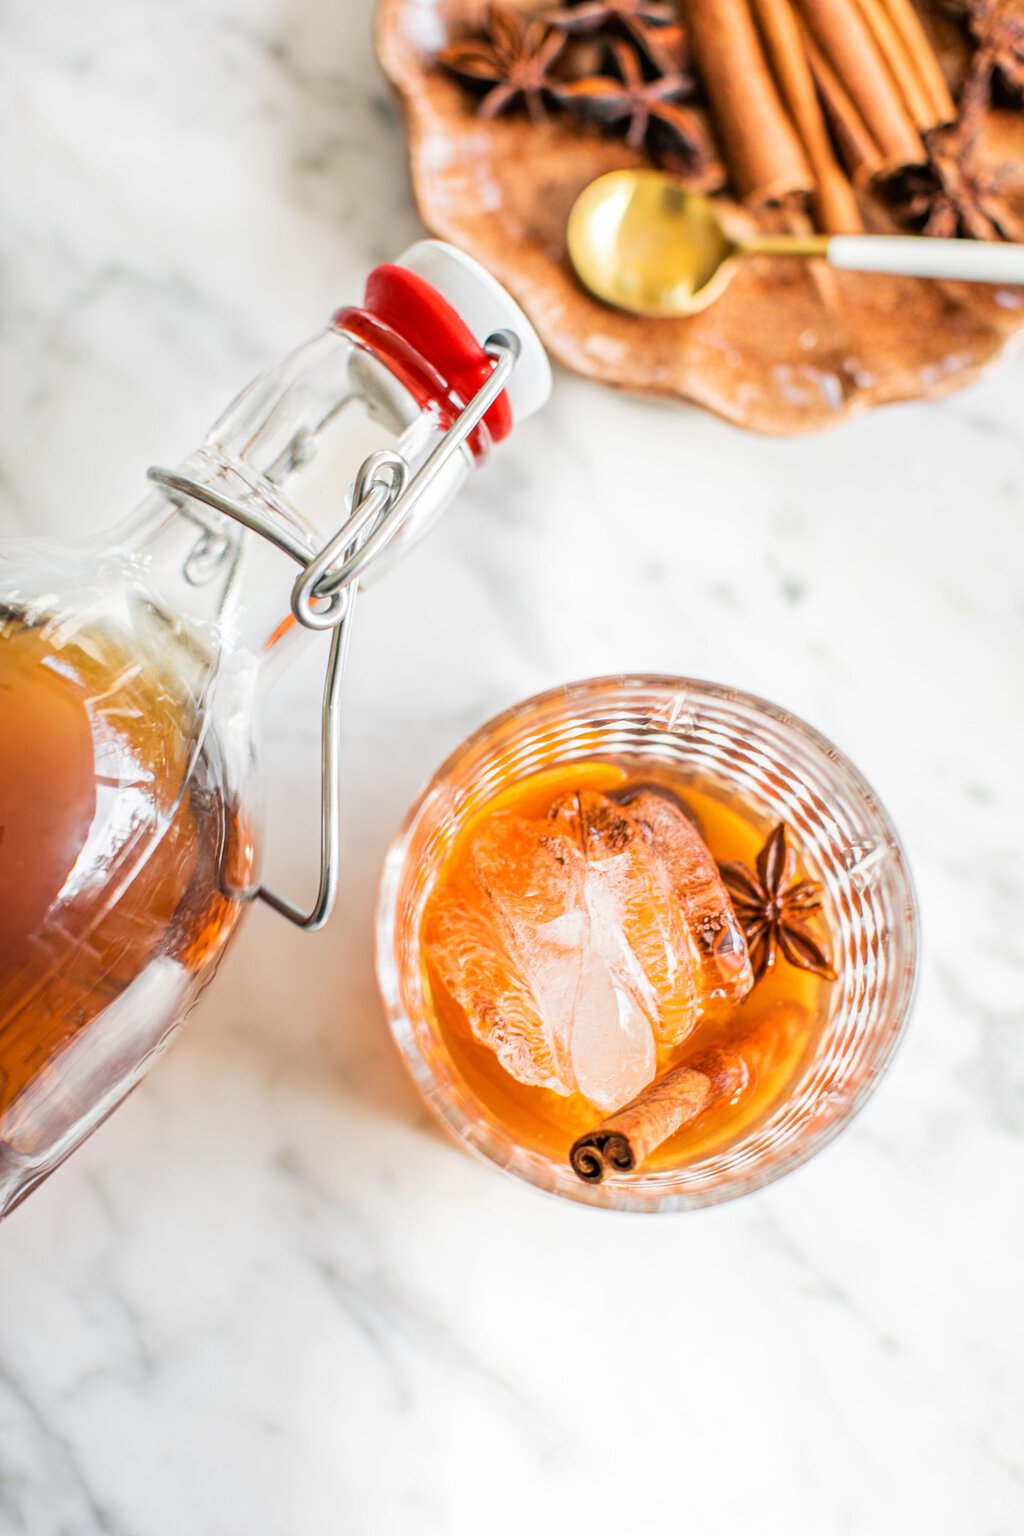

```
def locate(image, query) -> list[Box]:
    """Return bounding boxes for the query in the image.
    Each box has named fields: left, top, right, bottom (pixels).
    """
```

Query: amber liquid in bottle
left=0, top=612, right=253, bottom=1200
left=423, top=761, right=831, bottom=1169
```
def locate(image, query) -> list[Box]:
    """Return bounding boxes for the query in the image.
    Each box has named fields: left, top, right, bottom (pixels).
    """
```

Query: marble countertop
left=2, top=2, right=1023, bottom=1532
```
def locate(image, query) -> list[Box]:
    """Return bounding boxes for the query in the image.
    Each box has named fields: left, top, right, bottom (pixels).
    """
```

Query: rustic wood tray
left=376, top=0, right=1024, bottom=433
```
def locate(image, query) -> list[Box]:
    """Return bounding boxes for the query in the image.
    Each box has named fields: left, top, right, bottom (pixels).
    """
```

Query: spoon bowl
left=567, top=170, right=742, bottom=318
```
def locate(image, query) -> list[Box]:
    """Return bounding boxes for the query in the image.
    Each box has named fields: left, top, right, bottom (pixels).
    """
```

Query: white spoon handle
left=828, top=234, right=1024, bottom=284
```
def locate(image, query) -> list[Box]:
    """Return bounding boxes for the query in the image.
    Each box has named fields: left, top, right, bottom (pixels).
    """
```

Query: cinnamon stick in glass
left=682, top=0, right=813, bottom=207
left=751, top=0, right=864, bottom=232
left=570, top=1002, right=808, bottom=1185
left=794, top=0, right=926, bottom=171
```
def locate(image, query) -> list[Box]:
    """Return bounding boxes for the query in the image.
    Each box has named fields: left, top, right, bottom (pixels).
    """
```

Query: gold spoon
left=568, top=169, right=1024, bottom=319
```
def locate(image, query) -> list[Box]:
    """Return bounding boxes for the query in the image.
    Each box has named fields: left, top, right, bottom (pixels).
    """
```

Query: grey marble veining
left=2, top=2, right=1024, bottom=1533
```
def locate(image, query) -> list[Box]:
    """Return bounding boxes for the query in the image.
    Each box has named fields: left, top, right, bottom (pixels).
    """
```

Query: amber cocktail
left=377, top=677, right=917, bottom=1211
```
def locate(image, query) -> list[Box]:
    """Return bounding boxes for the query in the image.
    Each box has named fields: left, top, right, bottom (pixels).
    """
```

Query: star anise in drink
left=544, top=0, right=682, bottom=71
left=437, top=5, right=568, bottom=124
left=561, top=37, right=713, bottom=167
left=719, top=824, right=836, bottom=985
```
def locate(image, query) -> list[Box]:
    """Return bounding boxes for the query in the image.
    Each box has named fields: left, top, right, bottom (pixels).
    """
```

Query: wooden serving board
left=376, top=0, right=1024, bottom=433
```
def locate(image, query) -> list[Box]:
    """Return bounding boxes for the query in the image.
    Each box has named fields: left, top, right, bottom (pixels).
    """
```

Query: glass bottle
left=0, top=241, right=551, bottom=1217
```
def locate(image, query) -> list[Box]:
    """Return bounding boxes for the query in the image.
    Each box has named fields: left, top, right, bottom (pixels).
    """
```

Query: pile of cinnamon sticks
left=683, top=0, right=956, bottom=233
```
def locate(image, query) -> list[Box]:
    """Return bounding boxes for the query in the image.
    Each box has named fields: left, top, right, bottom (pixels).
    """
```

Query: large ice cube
left=474, top=814, right=661, bottom=1108
left=425, top=811, right=664, bottom=1108
left=471, top=814, right=589, bottom=1086
left=548, top=791, right=700, bottom=1047
left=570, top=949, right=656, bottom=1110
left=624, top=788, right=754, bottom=1003
left=422, top=786, right=749, bottom=1111
left=425, top=880, right=565, bottom=1092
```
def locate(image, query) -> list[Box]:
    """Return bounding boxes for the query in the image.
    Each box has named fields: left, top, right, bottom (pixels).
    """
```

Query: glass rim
left=375, top=673, right=920, bottom=1212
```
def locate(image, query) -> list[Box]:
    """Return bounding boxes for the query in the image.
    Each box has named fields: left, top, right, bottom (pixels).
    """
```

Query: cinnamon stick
left=751, top=0, right=864, bottom=232
left=794, top=0, right=926, bottom=171
left=571, top=1065, right=713, bottom=1183
left=801, top=24, right=884, bottom=181
left=681, top=0, right=813, bottom=207
left=569, top=1003, right=808, bottom=1185
left=879, top=0, right=956, bottom=126
left=853, top=0, right=937, bottom=130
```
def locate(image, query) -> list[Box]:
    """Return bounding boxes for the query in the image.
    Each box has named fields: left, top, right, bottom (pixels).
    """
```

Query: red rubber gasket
left=332, top=262, right=512, bottom=456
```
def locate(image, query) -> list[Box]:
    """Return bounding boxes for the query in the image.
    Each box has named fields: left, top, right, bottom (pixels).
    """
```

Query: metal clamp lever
left=148, top=329, right=520, bottom=931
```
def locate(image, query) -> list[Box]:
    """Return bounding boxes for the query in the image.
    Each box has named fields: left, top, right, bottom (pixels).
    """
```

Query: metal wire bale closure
left=146, top=329, right=520, bottom=930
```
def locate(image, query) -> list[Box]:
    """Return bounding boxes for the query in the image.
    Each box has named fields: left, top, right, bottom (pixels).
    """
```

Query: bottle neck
left=127, top=324, right=478, bottom=662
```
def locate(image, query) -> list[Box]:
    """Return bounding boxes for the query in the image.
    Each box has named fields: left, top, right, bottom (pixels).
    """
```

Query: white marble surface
left=2, top=2, right=1024, bottom=1532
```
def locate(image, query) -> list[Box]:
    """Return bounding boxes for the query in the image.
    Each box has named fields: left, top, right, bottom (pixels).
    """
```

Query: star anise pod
left=926, top=135, right=1016, bottom=237
left=437, top=5, right=568, bottom=124
left=544, top=0, right=683, bottom=71
left=719, top=824, right=836, bottom=986
left=944, top=0, right=1024, bottom=93
left=561, top=37, right=710, bottom=165
left=889, top=125, right=1016, bottom=238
